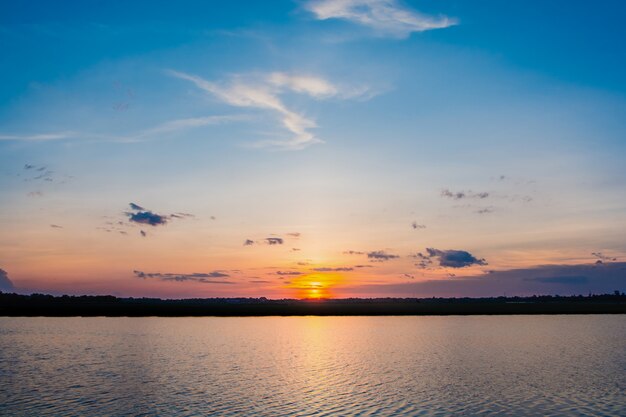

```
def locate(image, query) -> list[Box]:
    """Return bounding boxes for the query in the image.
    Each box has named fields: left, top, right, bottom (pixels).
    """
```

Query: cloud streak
left=311, top=267, right=354, bottom=272
left=305, top=0, right=457, bottom=38
left=134, top=270, right=232, bottom=284
left=441, top=189, right=489, bottom=200
left=168, top=70, right=320, bottom=149
left=367, top=250, right=400, bottom=261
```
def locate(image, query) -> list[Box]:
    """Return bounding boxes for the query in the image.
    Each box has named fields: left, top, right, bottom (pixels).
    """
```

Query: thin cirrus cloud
left=0, top=114, right=240, bottom=144
left=276, top=271, right=302, bottom=276
left=133, top=270, right=232, bottom=284
left=304, top=0, right=457, bottom=38
left=441, top=189, right=490, bottom=200
left=0, top=132, right=78, bottom=141
left=168, top=69, right=370, bottom=150
left=1, top=71, right=363, bottom=149
left=312, top=267, right=354, bottom=272
left=367, top=250, right=400, bottom=261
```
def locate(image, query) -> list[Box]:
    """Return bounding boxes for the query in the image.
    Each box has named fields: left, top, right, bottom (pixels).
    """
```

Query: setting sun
left=289, top=273, right=342, bottom=299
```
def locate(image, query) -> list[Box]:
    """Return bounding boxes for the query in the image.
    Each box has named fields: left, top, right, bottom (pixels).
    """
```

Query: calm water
left=0, top=316, right=624, bottom=416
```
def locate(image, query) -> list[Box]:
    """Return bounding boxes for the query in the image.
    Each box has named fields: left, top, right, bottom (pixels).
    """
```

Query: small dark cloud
left=291, top=248, right=301, bottom=252
left=50, top=224, right=63, bottom=229
left=524, top=276, right=589, bottom=284
left=124, top=203, right=192, bottom=228
left=265, top=237, right=284, bottom=245
left=354, top=264, right=374, bottom=268
left=426, top=248, right=487, bottom=268
left=403, top=273, right=415, bottom=279
left=140, top=230, right=147, bottom=237
left=311, top=267, right=354, bottom=272
left=128, top=211, right=168, bottom=226
left=476, top=207, right=494, bottom=214
left=344, top=250, right=365, bottom=255
left=210, top=216, right=216, bottom=220
left=412, top=222, right=426, bottom=230
left=24, top=164, right=35, bottom=170
left=441, top=189, right=489, bottom=200
left=0, top=268, right=15, bottom=292
left=244, top=239, right=255, bottom=246
left=250, top=280, right=271, bottom=284
left=276, top=271, right=302, bottom=276
left=134, top=270, right=231, bottom=284
left=287, top=232, right=301, bottom=238
left=367, top=250, right=400, bottom=261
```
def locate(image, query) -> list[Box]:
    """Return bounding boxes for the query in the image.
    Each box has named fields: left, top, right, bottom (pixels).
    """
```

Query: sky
left=1, top=0, right=625, bottom=299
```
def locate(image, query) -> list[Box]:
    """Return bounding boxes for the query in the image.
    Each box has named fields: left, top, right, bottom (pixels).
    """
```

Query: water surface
left=1, top=315, right=624, bottom=416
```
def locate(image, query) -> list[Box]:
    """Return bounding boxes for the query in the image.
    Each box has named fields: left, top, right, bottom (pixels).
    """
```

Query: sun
left=289, top=273, right=342, bottom=299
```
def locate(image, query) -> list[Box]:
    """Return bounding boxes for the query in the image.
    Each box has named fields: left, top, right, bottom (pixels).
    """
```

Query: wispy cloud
left=0, top=132, right=78, bottom=141
left=0, top=116, right=239, bottom=144
left=312, top=267, right=354, bottom=272
left=168, top=70, right=321, bottom=149
left=441, top=189, right=489, bottom=200
left=276, top=271, right=302, bottom=276
left=592, top=252, right=618, bottom=262
left=138, top=115, right=243, bottom=138
left=168, top=69, right=369, bottom=150
left=268, top=72, right=338, bottom=98
left=305, top=0, right=457, bottom=38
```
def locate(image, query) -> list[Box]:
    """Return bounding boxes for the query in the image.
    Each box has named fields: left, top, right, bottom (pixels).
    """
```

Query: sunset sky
left=1, top=0, right=625, bottom=298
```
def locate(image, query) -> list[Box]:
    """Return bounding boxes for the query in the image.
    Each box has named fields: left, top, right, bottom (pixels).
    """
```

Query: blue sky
left=0, top=0, right=625, bottom=298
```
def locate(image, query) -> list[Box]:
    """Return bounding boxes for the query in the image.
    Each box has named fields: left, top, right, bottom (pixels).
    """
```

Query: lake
left=0, top=315, right=624, bottom=416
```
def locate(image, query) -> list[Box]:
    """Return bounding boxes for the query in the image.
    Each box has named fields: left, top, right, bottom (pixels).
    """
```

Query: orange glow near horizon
left=289, top=273, right=342, bottom=299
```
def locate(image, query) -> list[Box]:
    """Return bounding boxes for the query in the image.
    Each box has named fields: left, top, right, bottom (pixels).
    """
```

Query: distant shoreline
left=1, top=292, right=625, bottom=316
